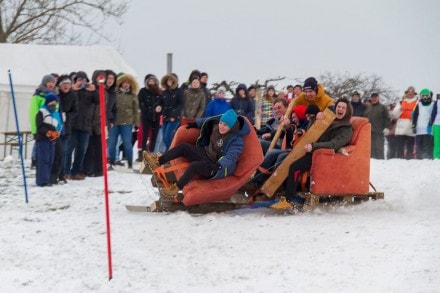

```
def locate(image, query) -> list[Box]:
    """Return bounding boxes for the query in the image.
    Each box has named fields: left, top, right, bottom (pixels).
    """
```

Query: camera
left=80, top=83, right=89, bottom=89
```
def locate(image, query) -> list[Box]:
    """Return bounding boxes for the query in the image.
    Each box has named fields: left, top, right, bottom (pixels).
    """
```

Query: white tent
left=0, top=43, right=137, bottom=158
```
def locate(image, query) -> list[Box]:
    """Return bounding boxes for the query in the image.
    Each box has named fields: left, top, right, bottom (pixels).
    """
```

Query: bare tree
left=250, top=76, right=286, bottom=93
left=210, top=80, right=239, bottom=96
left=318, top=72, right=398, bottom=104
left=0, top=0, right=129, bottom=44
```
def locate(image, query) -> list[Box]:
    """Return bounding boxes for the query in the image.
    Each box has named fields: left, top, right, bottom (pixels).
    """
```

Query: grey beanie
left=41, top=74, right=55, bottom=86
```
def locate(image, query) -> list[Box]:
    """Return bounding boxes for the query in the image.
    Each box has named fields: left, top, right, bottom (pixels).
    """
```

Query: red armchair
left=169, top=117, right=263, bottom=206
left=309, top=117, right=371, bottom=194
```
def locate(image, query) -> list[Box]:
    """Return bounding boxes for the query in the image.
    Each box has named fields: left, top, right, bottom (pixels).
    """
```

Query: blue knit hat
left=45, top=92, right=59, bottom=104
left=220, top=109, right=238, bottom=128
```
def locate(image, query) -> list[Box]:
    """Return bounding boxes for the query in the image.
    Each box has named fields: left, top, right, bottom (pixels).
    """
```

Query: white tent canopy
left=0, top=43, right=137, bottom=158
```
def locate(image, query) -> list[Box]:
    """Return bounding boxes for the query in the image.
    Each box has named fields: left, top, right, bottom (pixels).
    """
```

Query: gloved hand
left=427, top=126, right=432, bottom=135
left=186, top=122, right=198, bottom=129
left=46, top=130, right=59, bottom=141
left=383, top=128, right=390, bottom=136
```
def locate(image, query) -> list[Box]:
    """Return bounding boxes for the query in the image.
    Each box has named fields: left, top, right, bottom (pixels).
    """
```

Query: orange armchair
left=309, top=117, right=371, bottom=195
left=169, top=117, right=263, bottom=206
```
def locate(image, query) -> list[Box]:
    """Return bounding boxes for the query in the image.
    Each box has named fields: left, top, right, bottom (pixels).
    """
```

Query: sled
left=137, top=112, right=385, bottom=213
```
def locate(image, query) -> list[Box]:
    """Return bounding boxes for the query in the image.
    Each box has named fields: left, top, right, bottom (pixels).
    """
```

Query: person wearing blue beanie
left=220, top=109, right=238, bottom=129
left=144, top=109, right=251, bottom=197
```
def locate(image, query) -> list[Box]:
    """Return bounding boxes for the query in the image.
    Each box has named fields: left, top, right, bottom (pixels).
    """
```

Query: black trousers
left=50, top=138, right=64, bottom=184
left=415, top=134, right=433, bottom=159
left=159, top=143, right=218, bottom=189
left=395, top=135, right=415, bottom=159
left=83, top=134, right=103, bottom=176
left=284, top=153, right=313, bottom=202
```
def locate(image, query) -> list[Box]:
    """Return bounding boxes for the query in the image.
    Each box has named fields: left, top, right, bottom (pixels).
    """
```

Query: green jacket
left=29, top=92, right=46, bottom=134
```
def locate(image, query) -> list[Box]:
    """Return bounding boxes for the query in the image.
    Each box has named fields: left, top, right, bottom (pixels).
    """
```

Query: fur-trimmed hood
left=161, top=74, right=178, bottom=90
left=116, top=73, right=139, bottom=94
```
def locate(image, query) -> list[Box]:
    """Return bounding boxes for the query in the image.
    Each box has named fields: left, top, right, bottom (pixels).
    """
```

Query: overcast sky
left=102, top=0, right=440, bottom=96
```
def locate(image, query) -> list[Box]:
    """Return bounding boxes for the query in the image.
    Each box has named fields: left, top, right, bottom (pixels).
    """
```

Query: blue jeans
left=253, top=149, right=288, bottom=186
left=259, top=138, right=281, bottom=155
left=162, top=120, right=180, bottom=150
left=64, top=129, right=90, bottom=176
left=108, top=124, right=133, bottom=163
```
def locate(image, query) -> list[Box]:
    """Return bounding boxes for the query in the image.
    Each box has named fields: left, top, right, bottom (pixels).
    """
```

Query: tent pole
left=8, top=70, right=29, bottom=203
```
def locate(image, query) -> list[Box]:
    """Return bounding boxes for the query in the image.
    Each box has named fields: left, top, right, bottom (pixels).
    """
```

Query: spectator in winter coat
left=271, top=97, right=353, bottom=210
left=138, top=74, right=162, bottom=152
left=205, top=86, right=231, bottom=117
left=385, top=102, right=398, bottom=160
left=429, top=91, right=440, bottom=159
left=29, top=74, right=58, bottom=136
left=35, top=93, right=63, bottom=187
left=412, top=88, right=434, bottom=159
left=391, top=86, right=418, bottom=159
left=363, top=93, right=391, bottom=159
left=156, top=73, right=184, bottom=150
left=83, top=70, right=107, bottom=177
left=64, top=71, right=98, bottom=180
left=105, top=70, right=118, bottom=128
left=108, top=73, right=139, bottom=169
left=29, top=74, right=58, bottom=168
left=180, top=69, right=201, bottom=92
left=257, top=98, right=288, bottom=154
left=144, top=109, right=250, bottom=197
left=293, top=77, right=334, bottom=112
left=230, top=83, right=255, bottom=125
left=350, top=91, right=366, bottom=117
left=200, top=72, right=212, bottom=106
left=258, top=85, right=277, bottom=128
left=181, top=77, right=206, bottom=124
left=52, top=75, right=78, bottom=184
left=285, top=84, right=302, bottom=101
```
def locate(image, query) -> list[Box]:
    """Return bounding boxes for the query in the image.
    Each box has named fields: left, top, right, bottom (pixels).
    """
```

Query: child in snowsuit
left=35, top=93, right=63, bottom=186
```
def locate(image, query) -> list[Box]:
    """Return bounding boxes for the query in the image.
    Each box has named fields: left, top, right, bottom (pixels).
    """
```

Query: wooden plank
left=126, top=205, right=150, bottom=212
left=261, top=108, right=336, bottom=197
left=303, top=192, right=385, bottom=210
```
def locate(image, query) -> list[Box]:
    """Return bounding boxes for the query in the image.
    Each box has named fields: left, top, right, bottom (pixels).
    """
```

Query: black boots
left=136, top=150, right=142, bottom=162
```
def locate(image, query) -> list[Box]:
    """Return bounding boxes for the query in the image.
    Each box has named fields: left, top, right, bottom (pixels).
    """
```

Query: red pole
left=98, top=75, right=113, bottom=280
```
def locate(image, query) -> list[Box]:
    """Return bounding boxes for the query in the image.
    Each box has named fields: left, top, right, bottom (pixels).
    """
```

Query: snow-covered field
left=0, top=157, right=439, bottom=293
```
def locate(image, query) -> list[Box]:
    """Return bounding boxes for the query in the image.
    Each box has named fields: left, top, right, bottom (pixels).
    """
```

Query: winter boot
left=136, top=150, right=142, bottom=162
left=31, top=159, right=36, bottom=170
left=270, top=196, right=293, bottom=210
left=128, top=160, right=133, bottom=169
left=162, top=183, right=179, bottom=197
left=143, top=151, right=160, bottom=170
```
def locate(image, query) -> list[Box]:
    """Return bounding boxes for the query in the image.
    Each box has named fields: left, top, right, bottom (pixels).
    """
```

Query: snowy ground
left=0, top=157, right=439, bottom=293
